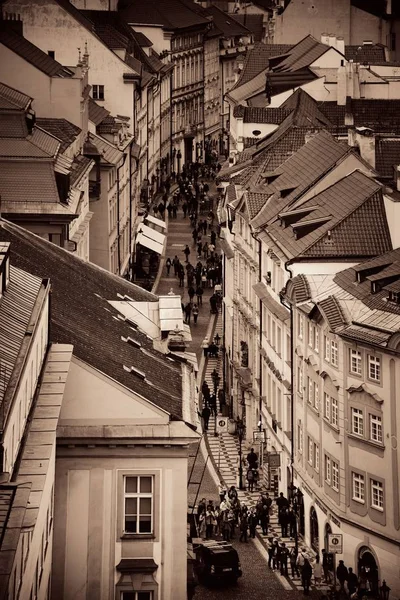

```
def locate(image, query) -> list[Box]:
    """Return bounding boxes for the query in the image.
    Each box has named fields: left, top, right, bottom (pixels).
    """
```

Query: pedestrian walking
left=239, top=513, right=248, bottom=543
left=290, top=548, right=300, bottom=578
left=188, top=285, right=195, bottom=302
left=280, top=543, right=289, bottom=576
left=172, top=255, right=180, bottom=276
left=184, top=302, right=192, bottom=324
left=336, top=560, right=349, bottom=591
left=183, top=244, right=190, bottom=262
left=247, top=468, right=255, bottom=492
left=205, top=506, right=216, bottom=540
left=192, top=303, right=199, bottom=324
left=248, top=508, right=258, bottom=538
left=268, top=540, right=276, bottom=569
left=178, top=265, right=185, bottom=287
left=247, top=448, right=258, bottom=469
left=322, top=549, right=332, bottom=583
left=196, top=285, right=203, bottom=306
left=280, top=507, right=288, bottom=537
left=347, top=567, right=358, bottom=596
left=302, top=559, right=313, bottom=595
left=201, top=405, right=210, bottom=431
left=260, top=505, right=269, bottom=535
left=209, top=393, right=217, bottom=416
left=166, top=257, right=172, bottom=275
left=314, top=555, right=322, bottom=587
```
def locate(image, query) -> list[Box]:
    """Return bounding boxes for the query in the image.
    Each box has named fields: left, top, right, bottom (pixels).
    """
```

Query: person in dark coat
left=302, top=558, right=313, bottom=594
left=260, top=505, right=269, bottom=535
left=347, top=567, right=358, bottom=596
left=279, top=507, right=288, bottom=537
left=247, top=448, right=258, bottom=469
left=239, top=513, right=248, bottom=543
left=165, top=257, right=172, bottom=275
left=280, top=543, right=289, bottom=576
left=336, top=560, right=348, bottom=590
left=184, top=302, right=192, bottom=324
left=178, top=265, right=185, bottom=287
left=183, top=245, right=190, bottom=262
left=202, top=405, right=211, bottom=430
left=196, top=285, right=203, bottom=306
left=248, top=509, right=258, bottom=538
left=188, top=286, right=195, bottom=302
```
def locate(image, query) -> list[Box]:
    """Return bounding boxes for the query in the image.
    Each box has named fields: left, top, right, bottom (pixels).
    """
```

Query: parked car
left=193, top=540, right=242, bottom=585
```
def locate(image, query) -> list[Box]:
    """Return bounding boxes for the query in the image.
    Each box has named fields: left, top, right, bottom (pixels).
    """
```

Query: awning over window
left=116, top=558, right=158, bottom=573
left=159, top=294, right=184, bottom=331
left=136, top=224, right=166, bottom=254
left=145, top=214, right=167, bottom=231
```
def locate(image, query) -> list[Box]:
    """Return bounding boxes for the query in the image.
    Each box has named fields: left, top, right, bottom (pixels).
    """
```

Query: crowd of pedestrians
left=160, top=164, right=224, bottom=326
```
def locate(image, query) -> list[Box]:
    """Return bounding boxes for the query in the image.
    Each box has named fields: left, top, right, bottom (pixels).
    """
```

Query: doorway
left=184, top=136, right=193, bottom=165
left=309, top=506, right=319, bottom=552
left=358, top=547, right=379, bottom=595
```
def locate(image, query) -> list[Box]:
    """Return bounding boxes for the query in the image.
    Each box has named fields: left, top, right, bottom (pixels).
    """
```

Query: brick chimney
left=349, top=127, right=376, bottom=169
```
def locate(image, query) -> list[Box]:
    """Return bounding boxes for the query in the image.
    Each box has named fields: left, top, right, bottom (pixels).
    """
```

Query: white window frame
left=325, top=455, right=331, bottom=484
left=298, top=366, right=303, bottom=397
left=368, top=355, right=381, bottom=383
left=350, top=349, right=362, bottom=375
left=120, top=593, right=153, bottom=600
left=308, top=437, right=313, bottom=465
left=92, top=84, right=105, bottom=101
left=298, top=314, right=304, bottom=339
left=308, top=377, right=313, bottom=405
left=298, top=422, right=303, bottom=453
left=324, top=392, right=330, bottom=420
left=124, top=475, right=154, bottom=535
left=314, top=444, right=319, bottom=472
left=370, top=414, right=383, bottom=443
left=332, top=460, right=339, bottom=491
left=308, top=322, right=313, bottom=348
left=352, top=472, right=365, bottom=503
left=331, top=340, right=338, bottom=367
left=351, top=407, right=364, bottom=436
left=313, top=381, right=319, bottom=411
left=370, top=479, right=384, bottom=511
left=314, top=328, right=319, bottom=353
left=331, top=397, right=338, bottom=427
left=324, top=336, right=330, bottom=362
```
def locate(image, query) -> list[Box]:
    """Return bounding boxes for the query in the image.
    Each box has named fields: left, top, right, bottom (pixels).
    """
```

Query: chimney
left=336, top=36, right=345, bottom=56
left=354, top=127, right=376, bottom=169
left=321, top=33, right=330, bottom=46
left=337, top=61, right=347, bottom=106
left=328, top=33, right=337, bottom=49
left=0, top=242, right=11, bottom=297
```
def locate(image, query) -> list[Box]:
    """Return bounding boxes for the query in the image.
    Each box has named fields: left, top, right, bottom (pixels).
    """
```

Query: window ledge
left=352, top=496, right=365, bottom=505
left=323, top=418, right=340, bottom=433
left=121, top=533, right=155, bottom=540
left=371, top=505, right=384, bottom=513
left=347, top=434, right=385, bottom=450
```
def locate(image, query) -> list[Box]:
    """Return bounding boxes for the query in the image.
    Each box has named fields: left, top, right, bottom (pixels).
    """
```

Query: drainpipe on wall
left=128, top=147, right=133, bottom=281
left=280, top=260, right=294, bottom=489
left=117, top=154, right=127, bottom=276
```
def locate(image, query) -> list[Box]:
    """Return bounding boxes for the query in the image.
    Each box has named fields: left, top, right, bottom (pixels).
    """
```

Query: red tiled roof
left=318, top=99, right=400, bottom=134
left=345, top=44, right=386, bottom=63
left=0, top=113, right=28, bottom=138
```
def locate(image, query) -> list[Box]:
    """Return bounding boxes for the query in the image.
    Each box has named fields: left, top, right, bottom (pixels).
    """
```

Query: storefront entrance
left=358, top=547, right=379, bottom=595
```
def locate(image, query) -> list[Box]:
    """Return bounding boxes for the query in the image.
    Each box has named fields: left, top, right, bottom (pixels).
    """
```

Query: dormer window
left=388, top=291, right=400, bottom=304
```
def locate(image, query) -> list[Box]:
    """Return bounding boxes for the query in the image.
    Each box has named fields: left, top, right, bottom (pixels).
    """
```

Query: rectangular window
left=370, top=414, right=382, bottom=443
left=332, top=460, right=339, bottom=491
left=314, top=328, right=319, bottom=353
left=308, top=377, right=313, bottom=405
left=297, top=422, right=303, bottom=453
left=370, top=479, right=384, bottom=510
left=121, top=593, right=153, bottom=600
left=313, top=382, right=319, bottom=411
left=308, top=322, right=313, bottom=348
left=308, top=437, right=313, bottom=465
left=324, top=392, right=330, bottom=420
left=352, top=472, right=365, bottom=503
left=351, top=407, right=364, bottom=436
left=314, top=443, right=319, bottom=472
left=331, top=397, right=338, bottom=427
left=331, top=340, right=338, bottom=367
left=325, top=455, right=331, bottom=484
left=124, top=476, right=153, bottom=534
left=350, top=349, right=362, bottom=375
left=298, top=314, right=303, bottom=339
left=92, top=85, right=105, bottom=101
left=324, top=336, right=330, bottom=362
left=368, top=355, right=381, bottom=382
left=297, top=366, right=303, bottom=397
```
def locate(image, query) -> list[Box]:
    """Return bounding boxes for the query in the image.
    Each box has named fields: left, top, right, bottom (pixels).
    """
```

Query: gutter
left=117, top=154, right=127, bottom=276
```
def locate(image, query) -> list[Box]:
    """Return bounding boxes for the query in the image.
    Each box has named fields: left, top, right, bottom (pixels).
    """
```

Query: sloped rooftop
left=120, top=0, right=210, bottom=30
left=0, top=82, right=32, bottom=111
left=0, top=29, right=74, bottom=78
left=0, top=220, right=185, bottom=418
left=35, top=118, right=81, bottom=153
left=266, top=170, right=392, bottom=260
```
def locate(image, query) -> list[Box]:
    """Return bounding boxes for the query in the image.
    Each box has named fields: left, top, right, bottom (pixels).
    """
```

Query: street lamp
left=380, top=581, right=391, bottom=600
left=237, top=418, right=245, bottom=490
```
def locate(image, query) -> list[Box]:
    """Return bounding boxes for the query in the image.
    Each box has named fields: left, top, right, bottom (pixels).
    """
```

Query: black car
left=193, top=540, right=242, bottom=585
